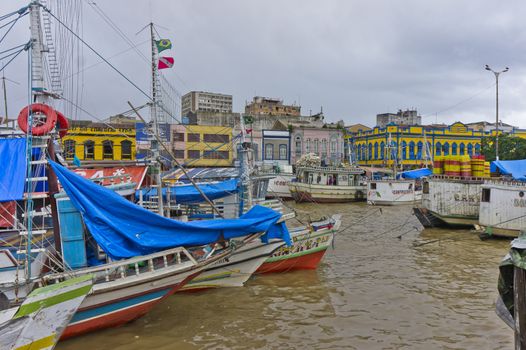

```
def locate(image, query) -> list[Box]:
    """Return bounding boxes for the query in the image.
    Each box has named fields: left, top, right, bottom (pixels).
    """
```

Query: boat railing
left=42, top=246, right=197, bottom=285
left=297, top=165, right=363, bottom=174
left=429, top=175, right=487, bottom=183
left=482, top=179, right=526, bottom=188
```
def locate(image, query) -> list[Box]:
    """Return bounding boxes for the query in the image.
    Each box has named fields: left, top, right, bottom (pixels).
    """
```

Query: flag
left=73, top=154, right=81, bottom=167
left=155, top=39, right=172, bottom=53
left=158, top=56, right=174, bottom=70
left=245, top=128, right=252, bottom=134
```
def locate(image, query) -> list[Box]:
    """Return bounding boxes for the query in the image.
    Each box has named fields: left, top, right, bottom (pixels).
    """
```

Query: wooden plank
left=514, top=266, right=526, bottom=350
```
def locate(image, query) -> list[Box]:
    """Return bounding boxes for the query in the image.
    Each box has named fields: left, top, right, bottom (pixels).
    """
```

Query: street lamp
left=485, top=65, right=509, bottom=160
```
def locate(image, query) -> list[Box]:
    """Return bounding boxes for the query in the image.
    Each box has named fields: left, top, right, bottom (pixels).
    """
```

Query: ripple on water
left=57, top=203, right=513, bottom=350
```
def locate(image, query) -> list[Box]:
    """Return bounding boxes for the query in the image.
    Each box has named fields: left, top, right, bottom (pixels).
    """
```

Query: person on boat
left=316, top=174, right=321, bottom=184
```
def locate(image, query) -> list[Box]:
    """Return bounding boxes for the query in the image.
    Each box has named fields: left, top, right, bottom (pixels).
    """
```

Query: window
left=380, top=142, right=385, bottom=159
left=402, top=141, right=407, bottom=159
left=468, top=143, right=473, bottom=155
left=452, top=143, right=458, bottom=155
left=173, top=149, right=185, bottom=158
left=475, top=143, right=481, bottom=155
left=331, top=140, right=337, bottom=153
left=370, top=182, right=377, bottom=190
left=417, top=141, right=423, bottom=159
left=187, top=133, right=200, bottom=142
left=423, top=181, right=429, bottom=194
left=460, top=143, right=465, bottom=155
left=121, top=140, right=132, bottom=160
left=435, top=142, right=441, bottom=156
left=279, top=144, right=287, bottom=160
left=265, top=144, right=274, bottom=160
left=481, top=188, right=491, bottom=202
left=374, top=142, right=378, bottom=159
left=295, top=136, right=302, bottom=157
left=444, top=142, right=450, bottom=155
left=409, top=141, right=415, bottom=159
left=188, top=150, right=200, bottom=159
left=64, top=140, right=76, bottom=159
left=173, top=132, right=184, bottom=142
left=314, top=139, right=319, bottom=153
left=203, top=150, right=229, bottom=159
left=102, top=140, right=114, bottom=160
left=306, top=139, right=311, bottom=153
left=84, top=140, right=95, bottom=160
left=368, top=143, right=372, bottom=160
left=204, top=134, right=229, bottom=143
left=322, top=139, right=327, bottom=153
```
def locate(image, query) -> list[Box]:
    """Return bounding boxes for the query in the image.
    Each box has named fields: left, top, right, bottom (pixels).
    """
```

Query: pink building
left=291, top=126, right=344, bottom=165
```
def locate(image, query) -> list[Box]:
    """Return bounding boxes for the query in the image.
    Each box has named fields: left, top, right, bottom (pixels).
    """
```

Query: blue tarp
left=0, top=138, right=27, bottom=202
left=49, top=161, right=290, bottom=260
left=396, top=168, right=432, bottom=179
left=491, top=159, right=526, bottom=181
left=136, top=179, right=239, bottom=204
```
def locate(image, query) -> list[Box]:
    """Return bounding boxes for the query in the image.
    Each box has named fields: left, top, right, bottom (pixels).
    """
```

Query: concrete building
left=465, top=121, right=515, bottom=133
left=181, top=91, right=233, bottom=117
left=376, top=109, right=421, bottom=128
left=62, top=120, right=136, bottom=162
left=245, top=96, right=301, bottom=117
left=171, top=124, right=233, bottom=167
left=291, top=125, right=344, bottom=165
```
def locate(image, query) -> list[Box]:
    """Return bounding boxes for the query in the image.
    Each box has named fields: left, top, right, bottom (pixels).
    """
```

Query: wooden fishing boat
left=289, top=166, right=366, bottom=203
left=257, top=215, right=341, bottom=273
left=367, top=179, right=422, bottom=205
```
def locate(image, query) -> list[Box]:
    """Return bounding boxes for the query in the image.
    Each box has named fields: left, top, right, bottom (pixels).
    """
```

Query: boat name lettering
left=392, top=189, right=413, bottom=195
left=453, top=193, right=478, bottom=202
left=274, top=234, right=330, bottom=257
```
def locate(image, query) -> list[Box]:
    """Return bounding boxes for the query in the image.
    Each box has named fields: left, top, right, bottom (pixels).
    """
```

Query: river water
left=57, top=203, right=513, bottom=349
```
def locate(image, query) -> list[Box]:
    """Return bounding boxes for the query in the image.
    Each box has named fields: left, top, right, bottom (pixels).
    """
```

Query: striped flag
left=158, top=56, right=174, bottom=70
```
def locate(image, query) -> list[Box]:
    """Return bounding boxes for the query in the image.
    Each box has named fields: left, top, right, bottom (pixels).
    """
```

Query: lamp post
left=485, top=65, right=509, bottom=160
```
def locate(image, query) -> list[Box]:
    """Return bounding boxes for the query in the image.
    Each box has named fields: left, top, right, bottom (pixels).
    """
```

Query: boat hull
left=413, top=207, right=477, bottom=228
left=367, top=180, right=422, bottom=205
left=289, top=182, right=366, bottom=203
left=180, top=240, right=285, bottom=291
left=267, top=173, right=295, bottom=200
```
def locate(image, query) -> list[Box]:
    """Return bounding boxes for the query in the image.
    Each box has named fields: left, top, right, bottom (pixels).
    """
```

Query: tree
left=481, top=135, right=526, bottom=161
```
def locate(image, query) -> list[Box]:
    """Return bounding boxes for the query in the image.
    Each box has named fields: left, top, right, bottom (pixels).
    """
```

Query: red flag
left=245, top=128, right=252, bottom=134
left=158, top=56, right=174, bottom=70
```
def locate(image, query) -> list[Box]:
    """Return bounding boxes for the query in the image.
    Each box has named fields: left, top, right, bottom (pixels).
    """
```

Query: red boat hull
left=256, top=248, right=328, bottom=274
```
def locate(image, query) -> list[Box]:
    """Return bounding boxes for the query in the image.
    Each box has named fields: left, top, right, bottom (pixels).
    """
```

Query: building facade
left=181, top=91, right=233, bottom=117
left=62, top=121, right=136, bottom=162
left=346, top=122, right=484, bottom=168
left=262, top=130, right=291, bottom=165
left=245, top=96, right=301, bottom=117
left=171, top=124, right=233, bottom=167
left=291, top=126, right=344, bottom=165
left=376, top=109, right=421, bottom=128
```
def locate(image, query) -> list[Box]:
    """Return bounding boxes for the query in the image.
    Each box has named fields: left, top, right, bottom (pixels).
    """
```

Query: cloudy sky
left=3, top=0, right=526, bottom=127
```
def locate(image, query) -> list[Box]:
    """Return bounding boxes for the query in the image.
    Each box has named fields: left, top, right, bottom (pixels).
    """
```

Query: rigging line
left=42, top=5, right=153, bottom=102
left=0, top=47, right=27, bottom=61
left=0, top=5, right=28, bottom=23
left=0, top=45, right=28, bottom=74
left=0, top=42, right=29, bottom=56
left=0, top=12, right=28, bottom=46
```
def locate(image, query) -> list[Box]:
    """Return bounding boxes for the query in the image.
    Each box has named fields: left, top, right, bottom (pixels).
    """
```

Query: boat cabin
left=296, top=166, right=363, bottom=187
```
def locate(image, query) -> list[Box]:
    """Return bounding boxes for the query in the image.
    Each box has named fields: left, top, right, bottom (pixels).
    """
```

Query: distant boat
left=367, top=168, right=431, bottom=206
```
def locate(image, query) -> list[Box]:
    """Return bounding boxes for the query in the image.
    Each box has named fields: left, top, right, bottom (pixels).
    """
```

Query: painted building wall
left=171, top=124, right=233, bottom=167
left=346, top=122, right=484, bottom=168
left=291, top=127, right=344, bottom=165
left=62, top=125, right=136, bottom=161
left=262, top=130, right=291, bottom=165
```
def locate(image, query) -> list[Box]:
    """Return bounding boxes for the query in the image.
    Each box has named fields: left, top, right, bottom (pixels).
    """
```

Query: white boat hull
left=289, top=182, right=366, bottom=203
left=367, top=180, right=422, bottom=205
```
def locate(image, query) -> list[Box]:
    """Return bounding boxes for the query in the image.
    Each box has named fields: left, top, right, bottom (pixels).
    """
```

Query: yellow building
left=62, top=121, right=136, bottom=161
left=346, top=122, right=484, bottom=168
left=171, top=124, right=233, bottom=167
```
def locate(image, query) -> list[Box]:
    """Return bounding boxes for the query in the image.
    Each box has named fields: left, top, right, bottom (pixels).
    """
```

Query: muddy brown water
left=57, top=202, right=513, bottom=349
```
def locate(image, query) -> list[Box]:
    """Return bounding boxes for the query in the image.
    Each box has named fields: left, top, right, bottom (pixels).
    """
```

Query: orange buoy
left=17, top=103, right=57, bottom=136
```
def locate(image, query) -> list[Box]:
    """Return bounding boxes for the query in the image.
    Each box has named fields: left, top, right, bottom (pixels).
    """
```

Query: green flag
left=155, top=39, right=172, bottom=52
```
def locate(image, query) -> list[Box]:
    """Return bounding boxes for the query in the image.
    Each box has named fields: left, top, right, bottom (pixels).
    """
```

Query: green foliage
left=482, top=135, right=526, bottom=161
left=288, top=124, right=293, bottom=133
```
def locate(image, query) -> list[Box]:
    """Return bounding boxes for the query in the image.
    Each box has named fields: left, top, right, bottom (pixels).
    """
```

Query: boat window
left=481, top=188, right=491, bottom=202
left=370, top=182, right=377, bottom=190
left=423, top=181, right=429, bottom=194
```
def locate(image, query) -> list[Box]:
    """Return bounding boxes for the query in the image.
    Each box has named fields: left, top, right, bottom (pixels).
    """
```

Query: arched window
left=468, top=143, right=473, bottom=155
left=306, top=139, right=311, bottom=153
left=368, top=143, right=372, bottom=160
left=444, top=142, right=450, bottom=155
left=409, top=141, right=415, bottom=159
left=279, top=144, right=287, bottom=160
left=265, top=143, right=274, bottom=160
left=121, top=140, right=132, bottom=160
left=295, top=135, right=302, bottom=158
left=380, top=141, right=385, bottom=160
left=64, top=139, right=76, bottom=159
left=322, top=139, right=327, bottom=154
left=452, top=142, right=458, bottom=155
left=374, top=142, right=379, bottom=159
left=475, top=143, right=481, bottom=155
left=84, top=140, right=95, bottom=160
left=102, top=140, right=114, bottom=160
left=391, top=142, right=398, bottom=160
left=402, top=141, right=407, bottom=160
left=459, top=143, right=465, bottom=155
left=417, top=141, right=423, bottom=160
left=314, top=139, right=319, bottom=154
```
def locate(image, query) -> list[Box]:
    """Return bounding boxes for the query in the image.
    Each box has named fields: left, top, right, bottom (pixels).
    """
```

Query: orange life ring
left=17, top=103, right=57, bottom=136
left=56, top=110, right=69, bottom=138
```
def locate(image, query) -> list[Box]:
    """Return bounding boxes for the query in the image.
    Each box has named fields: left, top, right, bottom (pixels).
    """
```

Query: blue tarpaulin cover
left=396, top=168, right=432, bottom=179
left=136, top=179, right=238, bottom=204
left=49, top=161, right=290, bottom=260
left=491, top=160, right=526, bottom=181
left=0, top=138, right=27, bottom=202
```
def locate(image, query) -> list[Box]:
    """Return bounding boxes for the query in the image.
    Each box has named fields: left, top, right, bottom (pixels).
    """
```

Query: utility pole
left=485, top=65, right=509, bottom=161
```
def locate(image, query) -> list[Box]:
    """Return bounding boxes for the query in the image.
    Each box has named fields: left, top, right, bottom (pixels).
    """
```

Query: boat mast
left=148, top=22, right=164, bottom=216
left=239, top=115, right=253, bottom=215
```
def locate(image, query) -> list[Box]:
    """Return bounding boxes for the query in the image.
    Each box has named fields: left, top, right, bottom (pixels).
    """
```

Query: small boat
left=289, top=166, right=366, bottom=203
left=257, top=215, right=341, bottom=273
left=0, top=275, right=93, bottom=350
left=367, top=168, right=431, bottom=206
left=258, top=164, right=295, bottom=200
